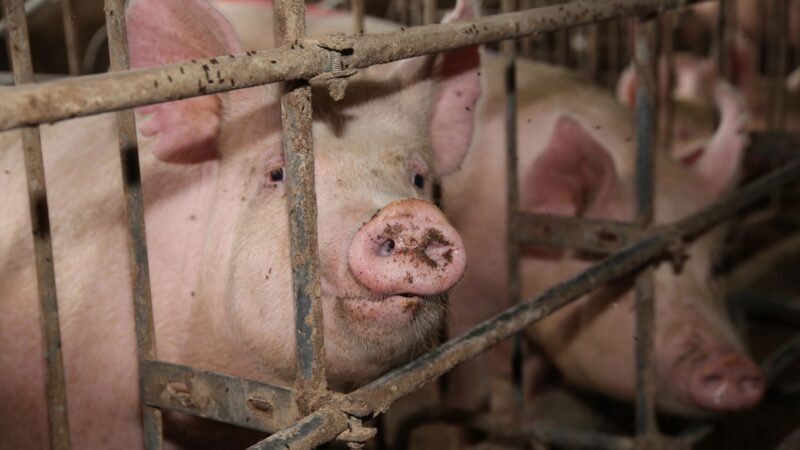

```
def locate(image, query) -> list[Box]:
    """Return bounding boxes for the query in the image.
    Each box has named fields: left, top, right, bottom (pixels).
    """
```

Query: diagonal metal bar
left=511, top=212, right=640, bottom=253
left=103, top=0, right=163, bottom=448
left=1, top=0, right=72, bottom=447
left=0, top=0, right=711, bottom=132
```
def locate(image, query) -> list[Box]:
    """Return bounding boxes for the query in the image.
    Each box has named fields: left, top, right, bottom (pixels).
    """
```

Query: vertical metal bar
left=520, top=0, right=535, bottom=58
left=103, top=0, right=163, bottom=448
left=60, top=0, right=80, bottom=75
left=273, top=0, right=328, bottom=414
left=351, top=0, right=364, bottom=34
left=501, top=0, right=523, bottom=412
left=660, top=13, right=675, bottom=155
left=582, top=24, right=599, bottom=82
left=396, top=0, right=409, bottom=25
left=422, top=0, right=436, bottom=27
left=768, top=0, right=788, bottom=130
left=607, top=19, right=620, bottom=88
left=633, top=18, right=659, bottom=442
left=1, top=1, right=72, bottom=448
left=717, top=0, right=736, bottom=81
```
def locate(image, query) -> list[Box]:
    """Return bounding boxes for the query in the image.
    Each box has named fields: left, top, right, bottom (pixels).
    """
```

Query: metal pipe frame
left=4, top=0, right=799, bottom=449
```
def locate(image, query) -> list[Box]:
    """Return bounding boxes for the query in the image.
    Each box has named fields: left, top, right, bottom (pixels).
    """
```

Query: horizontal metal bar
left=512, top=212, right=640, bottom=253
left=0, top=0, right=707, bottom=132
left=140, top=360, right=300, bottom=433
left=255, top=160, right=800, bottom=449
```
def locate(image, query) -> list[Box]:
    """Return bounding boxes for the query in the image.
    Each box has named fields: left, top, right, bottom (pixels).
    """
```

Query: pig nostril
left=379, top=239, right=395, bottom=257
left=702, top=374, right=723, bottom=388
left=739, top=377, right=763, bottom=394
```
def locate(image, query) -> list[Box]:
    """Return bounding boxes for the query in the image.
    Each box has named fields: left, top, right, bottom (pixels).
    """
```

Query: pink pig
left=0, top=0, right=479, bottom=448
left=444, top=52, right=762, bottom=417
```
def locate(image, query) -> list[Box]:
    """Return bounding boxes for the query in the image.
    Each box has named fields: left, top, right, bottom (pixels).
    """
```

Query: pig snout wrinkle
left=348, top=199, right=466, bottom=297
left=689, top=353, right=764, bottom=411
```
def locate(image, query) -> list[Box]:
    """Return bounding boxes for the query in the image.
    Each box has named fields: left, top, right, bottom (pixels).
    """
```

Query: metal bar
left=247, top=406, right=349, bottom=450
left=103, top=0, right=163, bottom=448
left=762, top=332, right=800, bottom=386
left=632, top=17, right=659, bottom=443
left=60, top=0, right=80, bottom=75
left=422, top=0, right=436, bottom=26
left=660, top=12, right=675, bottom=154
left=501, top=0, right=523, bottom=414
left=717, top=0, right=735, bottom=81
left=1, top=0, right=72, bottom=447
left=140, top=360, right=300, bottom=433
left=0, top=0, right=712, bottom=132
left=776, top=425, right=800, bottom=450
left=0, top=0, right=49, bottom=35
left=768, top=0, right=789, bottom=130
left=512, top=212, right=640, bottom=253
left=273, top=0, right=328, bottom=414
left=351, top=0, right=364, bottom=34
left=255, top=160, right=800, bottom=450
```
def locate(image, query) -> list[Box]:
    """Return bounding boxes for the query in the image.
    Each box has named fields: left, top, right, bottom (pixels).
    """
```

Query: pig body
left=444, top=52, right=762, bottom=417
left=0, top=0, right=480, bottom=448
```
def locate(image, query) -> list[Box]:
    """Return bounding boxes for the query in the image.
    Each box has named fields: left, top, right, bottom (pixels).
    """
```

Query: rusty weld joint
left=336, top=416, right=377, bottom=449
left=665, top=234, right=690, bottom=274
left=307, top=34, right=357, bottom=101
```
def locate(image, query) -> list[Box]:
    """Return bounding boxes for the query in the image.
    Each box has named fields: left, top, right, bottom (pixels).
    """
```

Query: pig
left=0, top=0, right=480, bottom=448
left=211, top=0, right=764, bottom=421
left=443, top=52, right=762, bottom=417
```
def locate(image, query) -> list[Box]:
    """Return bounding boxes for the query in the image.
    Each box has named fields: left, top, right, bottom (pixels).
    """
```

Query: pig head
left=445, top=54, right=760, bottom=417
left=126, top=0, right=478, bottom=390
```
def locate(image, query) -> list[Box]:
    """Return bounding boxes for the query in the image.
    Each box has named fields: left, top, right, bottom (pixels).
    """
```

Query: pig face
left=126, top=0, right=479, bottom=389
left=521, top=105, right=759, bottom=416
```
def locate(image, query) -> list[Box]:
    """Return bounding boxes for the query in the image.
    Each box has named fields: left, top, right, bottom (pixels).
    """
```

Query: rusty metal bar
left=717, top=0, right=736, bottom=81
left=103, top=0, right=163, bottom=448
left=273, top=0, right=328, bottom=413
left=768, top=0, right=789, bottom=130
left=660, top=12, right=675, bottom=154
left=512, top=212, right=640, bottom=253
left=1, top=0, right=72, bottom=448
left=0, top=0, right=48, bottom=35
left=247, top=406, right=349, bottom=450
left=253, top=160, right=800, bottom=450
left=632, top=18, right=659, bottom=443
left=351, top=0, right=364, bottom=34
left=422, top=0, right=436, bottom=26
left=0, top=0, right=711, bottom=132
left=140, top=360, right=300, bottom=433
left=500, top=0, right=524, bottom=414
left=776, top=425, right=800, bottom=450
left=60, top=0, right=80, bottom=75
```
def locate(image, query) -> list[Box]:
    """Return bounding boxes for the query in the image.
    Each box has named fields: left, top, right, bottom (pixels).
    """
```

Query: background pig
left=0, top=0, right=479, bottom=448
left=443, top=51, right=761, bottom=417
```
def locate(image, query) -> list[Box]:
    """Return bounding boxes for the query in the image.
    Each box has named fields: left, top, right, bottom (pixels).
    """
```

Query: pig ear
left=522, top=116, right=620, bottom=217
left=616, top=63, right=638, bottom=109
left=430, top=0, right=481, bottom=175
left=393, top=0, right=480, bottom=175
left=682, top=81, right=748, bottom=198
left=127, top=0, right=243, bottom=163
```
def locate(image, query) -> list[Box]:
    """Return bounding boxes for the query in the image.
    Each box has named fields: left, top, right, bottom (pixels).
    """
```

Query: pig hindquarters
left=444, top=52, right=762, bottom=418
left=0, top=0, right=480, bottom=448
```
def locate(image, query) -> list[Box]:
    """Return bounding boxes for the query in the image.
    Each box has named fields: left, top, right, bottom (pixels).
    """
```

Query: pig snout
left=349, top=199, right=466, bottom=297
left=689, top=353, right=764, bottom=411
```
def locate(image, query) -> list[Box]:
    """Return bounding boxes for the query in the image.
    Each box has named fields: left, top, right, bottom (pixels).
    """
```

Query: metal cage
left=1, top=0, right=798, bottom=449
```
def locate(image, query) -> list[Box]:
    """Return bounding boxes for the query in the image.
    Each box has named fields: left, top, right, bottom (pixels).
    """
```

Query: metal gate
left=1, top=0, right=798, bottom=449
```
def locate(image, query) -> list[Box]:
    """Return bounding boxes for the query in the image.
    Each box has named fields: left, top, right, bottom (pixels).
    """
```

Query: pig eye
left=269, top=168, right=284, bottom=182
left=412, top=173, right=425, bottom=190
